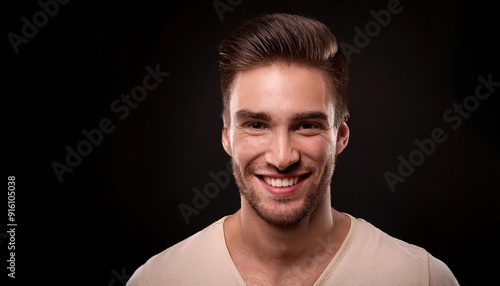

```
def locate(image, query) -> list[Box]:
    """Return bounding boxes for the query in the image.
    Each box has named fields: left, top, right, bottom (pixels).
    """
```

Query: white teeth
left=263, top=176, right=300, bottom=187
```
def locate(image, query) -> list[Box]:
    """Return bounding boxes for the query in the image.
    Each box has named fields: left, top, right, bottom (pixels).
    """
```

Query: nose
left=264, top=128, right=300, bottom=170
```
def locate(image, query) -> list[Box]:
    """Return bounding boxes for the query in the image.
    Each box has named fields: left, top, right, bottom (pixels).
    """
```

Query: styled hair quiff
left=218, top=13, right=350, bottom=127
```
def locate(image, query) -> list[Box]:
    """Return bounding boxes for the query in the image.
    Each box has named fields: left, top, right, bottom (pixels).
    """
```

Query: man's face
left=222, top=63, right=349, bottom=228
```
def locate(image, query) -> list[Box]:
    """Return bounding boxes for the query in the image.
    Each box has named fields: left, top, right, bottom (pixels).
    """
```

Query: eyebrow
left=235, top=109, right=271, bottom=122
left=235, top=109, right=329, bottom=123
left=291, top=111, right=329, bottom=123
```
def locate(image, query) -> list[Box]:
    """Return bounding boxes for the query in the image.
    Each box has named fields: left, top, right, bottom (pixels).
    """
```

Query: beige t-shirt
left=127, top=214, right=460, bottom=285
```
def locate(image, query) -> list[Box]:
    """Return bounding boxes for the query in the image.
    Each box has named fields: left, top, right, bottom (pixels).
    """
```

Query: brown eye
left=249, top=122, right=264, bottom=129
left=300, top=123, right=317, bottom=129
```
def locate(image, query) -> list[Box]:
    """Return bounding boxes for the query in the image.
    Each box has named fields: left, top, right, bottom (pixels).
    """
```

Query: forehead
left=229, top=64, right=335, bottom=119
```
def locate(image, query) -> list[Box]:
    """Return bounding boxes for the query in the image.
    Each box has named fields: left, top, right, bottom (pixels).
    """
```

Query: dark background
left=1, top=0, right=499, bottom=285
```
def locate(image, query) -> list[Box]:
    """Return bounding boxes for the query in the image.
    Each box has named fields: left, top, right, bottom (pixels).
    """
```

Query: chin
left=251, top=191, right=323, bottom=229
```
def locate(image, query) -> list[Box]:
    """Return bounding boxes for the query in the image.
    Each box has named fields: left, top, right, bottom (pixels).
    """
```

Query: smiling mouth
left=259, top=174, right=310, bottom=188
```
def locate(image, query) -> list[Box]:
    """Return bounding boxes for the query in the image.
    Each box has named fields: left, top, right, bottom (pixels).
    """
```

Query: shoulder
left=334, top=214, right=459, bottom=285
left=353, top=217, right=430, bottom=264
left=127, top=216, right=237, bottom=286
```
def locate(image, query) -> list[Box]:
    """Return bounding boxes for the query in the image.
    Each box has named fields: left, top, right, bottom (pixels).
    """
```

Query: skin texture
left=222, top=63, right=351, bottom=285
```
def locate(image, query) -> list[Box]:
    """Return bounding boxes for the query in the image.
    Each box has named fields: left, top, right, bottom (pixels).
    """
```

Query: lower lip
left=259, top=177, right=305, bottom=196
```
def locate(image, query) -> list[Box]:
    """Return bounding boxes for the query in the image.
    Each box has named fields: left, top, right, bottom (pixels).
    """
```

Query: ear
left=221, top=117, right=232, bottom=157
left=335, top=116, right=350, bottom=156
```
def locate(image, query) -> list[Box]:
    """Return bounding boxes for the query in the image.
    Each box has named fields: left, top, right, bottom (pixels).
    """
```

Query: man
left=127, top=13, right=459, bottom=285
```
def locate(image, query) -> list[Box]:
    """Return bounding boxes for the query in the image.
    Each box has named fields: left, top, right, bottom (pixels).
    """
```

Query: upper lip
left=255, top=172, right=310, bottom=179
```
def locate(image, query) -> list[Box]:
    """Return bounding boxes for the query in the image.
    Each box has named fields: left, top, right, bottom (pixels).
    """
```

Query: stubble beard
left=232, top=157, right=335, bottom=229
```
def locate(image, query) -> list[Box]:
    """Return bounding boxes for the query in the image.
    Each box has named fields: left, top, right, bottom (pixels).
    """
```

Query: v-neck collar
left=217, top=213, right=357, bottom=286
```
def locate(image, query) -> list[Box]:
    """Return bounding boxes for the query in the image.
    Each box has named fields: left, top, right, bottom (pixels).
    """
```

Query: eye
left=299, top=123, right=318, bottom=130
left=296, top=122, right=324, bottom=135
left=247, top=122, right=265, bottom=129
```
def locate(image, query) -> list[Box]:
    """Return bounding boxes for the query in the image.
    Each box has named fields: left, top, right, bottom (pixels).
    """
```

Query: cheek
left=231, top=133, right=268, bottom=165
left=297, top=135, right=336, bottom=162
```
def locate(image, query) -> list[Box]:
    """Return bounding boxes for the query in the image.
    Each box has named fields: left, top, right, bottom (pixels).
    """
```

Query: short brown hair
left=218, top=13, right=350, bottom=127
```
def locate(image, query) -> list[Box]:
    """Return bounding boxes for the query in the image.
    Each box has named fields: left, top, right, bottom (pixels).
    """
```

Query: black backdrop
left=1, top=0, right=499, bottom=285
